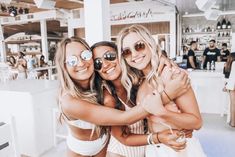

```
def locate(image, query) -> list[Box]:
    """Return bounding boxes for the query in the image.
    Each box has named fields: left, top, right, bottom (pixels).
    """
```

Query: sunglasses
left=94, top=51, right=117, bottom=70
left=65, top=50, right=92, bottom=67
left=122, top=41, right=146, bottom=58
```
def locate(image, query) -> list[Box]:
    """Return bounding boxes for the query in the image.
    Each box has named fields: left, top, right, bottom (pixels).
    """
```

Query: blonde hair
left=117, top=25, right=160, bottom=100
left=55, top=37, right=106, bottom=137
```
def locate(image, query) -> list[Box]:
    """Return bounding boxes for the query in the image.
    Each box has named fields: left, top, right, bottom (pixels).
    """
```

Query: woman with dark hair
left=7, top=56, right=16, bottom=67
left=91, top=41, right=192, bottom=157
left=55, top=37, right=190, bottom=157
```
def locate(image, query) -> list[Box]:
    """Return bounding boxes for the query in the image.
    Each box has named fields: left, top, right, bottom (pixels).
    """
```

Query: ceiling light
left=8, top=6, right=17, bottom=17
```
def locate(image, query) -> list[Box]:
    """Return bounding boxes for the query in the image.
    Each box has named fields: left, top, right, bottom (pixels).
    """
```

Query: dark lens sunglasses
left=65, top=50, right=92, bottom=67
left=122, top=42, right=146, bottom=58
left=94, top=51, right=117, bottom=71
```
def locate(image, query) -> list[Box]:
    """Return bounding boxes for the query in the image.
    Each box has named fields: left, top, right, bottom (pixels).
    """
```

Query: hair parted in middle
left=116, top=24, right=161, bottom=100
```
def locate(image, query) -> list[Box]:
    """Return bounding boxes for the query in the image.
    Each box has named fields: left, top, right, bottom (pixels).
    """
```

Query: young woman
left=91, top=41, right=194, bottom=157
left=55, top=37, right=190, bottom=157
left=117, top=25, right=206, bottom=157
left=224, top=53, right=235, bottom=127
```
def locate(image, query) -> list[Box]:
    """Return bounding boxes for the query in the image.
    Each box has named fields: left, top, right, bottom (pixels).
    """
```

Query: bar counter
left=189, top=70, right=228, bottom=114
left=0, top=79, right=59, bottom=157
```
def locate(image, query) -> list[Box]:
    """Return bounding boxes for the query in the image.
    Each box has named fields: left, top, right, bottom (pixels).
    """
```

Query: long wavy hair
left=55, top=37, right=106, bottom=137
left=224, top=52, right=235, bottom=77
left=117, top=24, right=161, bottom=100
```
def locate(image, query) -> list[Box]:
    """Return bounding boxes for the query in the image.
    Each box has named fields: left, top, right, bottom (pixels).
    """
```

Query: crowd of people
left=5, top=52, right=48, bottom=79
left=55, top=24, right=207, bottom=157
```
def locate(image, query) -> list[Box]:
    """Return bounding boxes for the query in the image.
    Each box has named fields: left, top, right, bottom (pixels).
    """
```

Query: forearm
left=115, top=133, right=149, bottom=146
left=162, top=111, right=202, bottom=130
left=119, top=105, right=149, bottom=125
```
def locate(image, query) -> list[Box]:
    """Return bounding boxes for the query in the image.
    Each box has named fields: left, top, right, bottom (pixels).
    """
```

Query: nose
left=77, top=57, right=85, bottom=67
left=102, top=59, right=110, bottom=69
left=131, top=48, right=138, bottom=59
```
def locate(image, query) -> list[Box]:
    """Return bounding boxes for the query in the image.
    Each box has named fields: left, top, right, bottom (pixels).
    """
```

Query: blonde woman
left=117, top=25, right=206, bottom=157
left=55, top=37, right=190, bottom=157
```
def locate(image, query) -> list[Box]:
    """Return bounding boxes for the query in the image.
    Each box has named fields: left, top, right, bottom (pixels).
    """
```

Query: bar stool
left=0, top=116, right=20, bottom=157
left=52, top=108, right=68, bottom=147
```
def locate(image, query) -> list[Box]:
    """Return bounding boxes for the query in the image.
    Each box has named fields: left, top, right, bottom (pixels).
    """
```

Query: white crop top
left=59, top=93, right=95, bottom=130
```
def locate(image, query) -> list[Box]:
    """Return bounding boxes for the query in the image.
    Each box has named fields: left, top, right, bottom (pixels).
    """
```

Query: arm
left=161, top=71, right=190, bottom=105
left=189, top=56, right=196, bottom=69
left=111, top=126, right=186, bottom=151
left=61, top=91, right=149, bottom=126
left=162, top=87, right=202, bottom=130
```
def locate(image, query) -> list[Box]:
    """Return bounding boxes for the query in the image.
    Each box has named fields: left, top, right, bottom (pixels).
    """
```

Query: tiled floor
left=40, top=113, right=235, bottom=157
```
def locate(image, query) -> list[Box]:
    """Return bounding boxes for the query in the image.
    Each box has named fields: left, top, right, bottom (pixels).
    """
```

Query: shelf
left=182, top=32, right=215, bottom=35
left=5, top=39, right=41, bottom=44
left=216, top=29, right=232, bottom=32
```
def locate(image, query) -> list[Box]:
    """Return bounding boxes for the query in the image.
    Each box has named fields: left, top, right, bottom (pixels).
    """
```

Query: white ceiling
left=175, top=0, right=235, bottom=15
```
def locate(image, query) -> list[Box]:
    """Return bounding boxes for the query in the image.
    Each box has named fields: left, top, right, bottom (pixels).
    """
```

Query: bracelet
left=163, top=90, right=172, bottom=102
left=156, top=132, right=161, bottom=143
left=147, top=133, right=152, bottom=145
left=149, top=133, right=156, bottom=145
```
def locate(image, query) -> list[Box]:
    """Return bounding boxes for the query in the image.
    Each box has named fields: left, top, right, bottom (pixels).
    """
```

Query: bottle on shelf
left=221, top=17, right=227, bottom=29
left=217, top=21, right=221, bottom=29
left=211, top=61, right=215, bottom=71
left=207, top=62, right=210, bottom=70
left=227, top=21, right=231, bottom=29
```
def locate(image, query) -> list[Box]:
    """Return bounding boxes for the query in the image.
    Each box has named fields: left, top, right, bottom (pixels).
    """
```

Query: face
left=122, top=32, right=151, bottom=71
left=209, top=42, right=215, bottom=48
left=65, top=42, right=94, bottom=81
left=93, top=45, right=121, bottom=81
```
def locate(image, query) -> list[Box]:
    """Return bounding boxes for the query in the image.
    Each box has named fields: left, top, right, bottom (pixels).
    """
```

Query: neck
left=142, top=63, right=152, bottom=76
left=75, top=79, right=90, bottom=90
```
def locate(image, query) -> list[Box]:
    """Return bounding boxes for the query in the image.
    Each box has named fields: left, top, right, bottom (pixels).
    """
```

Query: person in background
left=39, top=55, right=47, bottom=67
left=15, top=51, right=27, bottom=79
left=187, top=41, right=198, bottom=69
left=31, top=54, right=39, bottom=68
left=220, top=43, right=230, bottom=62
left=202, top=39, right=221, bottom=69
left=7, top=56, right=16, bottom=68
left=223, top=53, right=235, bottom=78
left=38, top=55, right=48, bottom=79
left=224, top=52, right=235, bottom=127
left=182, top=46, right=188, bottom=60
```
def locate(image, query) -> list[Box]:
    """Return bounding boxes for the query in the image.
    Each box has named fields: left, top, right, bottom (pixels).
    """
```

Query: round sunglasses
left=122, top=41, right=146, bottom=58
left=94, top=51, right=117, bottom=70
left=65, top=50, right=92, bottom=67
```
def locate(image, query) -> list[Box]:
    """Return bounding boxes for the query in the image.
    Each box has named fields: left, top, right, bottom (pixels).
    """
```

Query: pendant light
left=216, top=21, right=221, bottom=29
left=221, top=17, right=227, bottom=29
left=227, top=20, right=231, bottom=29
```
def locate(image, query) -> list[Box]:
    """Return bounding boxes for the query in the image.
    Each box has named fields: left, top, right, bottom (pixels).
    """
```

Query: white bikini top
left=59, top=92, right=95, bottom=130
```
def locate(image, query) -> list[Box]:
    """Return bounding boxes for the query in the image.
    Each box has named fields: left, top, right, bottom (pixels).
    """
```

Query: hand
left=181, top=129, right=193, bottom=138
left=164, top=72, right=190, bottom=100
left=157, top=55, right=178, bottom=75
left=155, top=129, right=186, bottom=151
left=140, top=92, right=167, bottom=116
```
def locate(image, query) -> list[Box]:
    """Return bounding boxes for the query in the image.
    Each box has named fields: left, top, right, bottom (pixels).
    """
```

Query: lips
left=76, top=67, right=88, bottom=73
left=133, top=55, right=145, bottom=63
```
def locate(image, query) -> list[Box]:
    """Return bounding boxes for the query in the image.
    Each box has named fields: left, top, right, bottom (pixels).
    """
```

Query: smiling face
left=93, top=45, right=122, bottom=81
left=122, top=32, right=152, bottom=72
left=65, top=42, right=94, bottom=81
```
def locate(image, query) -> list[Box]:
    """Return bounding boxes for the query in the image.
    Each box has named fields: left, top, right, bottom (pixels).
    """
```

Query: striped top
left=107, top=99, right=145, bottom=157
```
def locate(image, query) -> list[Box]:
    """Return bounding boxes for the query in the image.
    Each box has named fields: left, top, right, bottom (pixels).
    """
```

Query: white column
left=40, top=20, right=48, bottom=61
left=0, top=25, right=6, bottom=62
left=84, top=0, right=111, bottom=45
left=169, top=14, right=176, bottom=59
left=68, top=26, right=74, bottom=38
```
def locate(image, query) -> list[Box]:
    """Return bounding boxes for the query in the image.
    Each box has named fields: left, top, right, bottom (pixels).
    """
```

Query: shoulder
left=103, top=88, right=116, bottom=108
left=188, top=50, right=194, bottom=56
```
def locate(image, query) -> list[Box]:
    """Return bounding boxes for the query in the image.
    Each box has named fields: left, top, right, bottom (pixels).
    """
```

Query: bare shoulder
left=103, top=89, right=116, bottom=108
